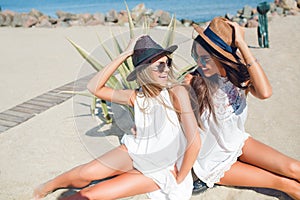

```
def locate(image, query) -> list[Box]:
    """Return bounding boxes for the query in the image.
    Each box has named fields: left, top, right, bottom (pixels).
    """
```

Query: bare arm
left=170, top=85, right=201, bottom=184
left=87, top=37, right=141, bottom=106
left=227, top=21, right=272, bottom=99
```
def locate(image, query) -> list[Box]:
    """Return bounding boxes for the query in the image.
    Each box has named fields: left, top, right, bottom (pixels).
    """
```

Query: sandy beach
left=0, top=14, right=299, bottom=200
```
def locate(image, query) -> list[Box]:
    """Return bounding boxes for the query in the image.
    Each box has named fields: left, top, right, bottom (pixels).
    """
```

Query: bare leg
left=61, top=169, right=160, bottom=200
left=34, top=145, right=133, bottom=199
left=218, top=161, right=300, bottom=199
left=218, top=137, right=300, bottom=199
left=240, top=137, right=300, bottom=182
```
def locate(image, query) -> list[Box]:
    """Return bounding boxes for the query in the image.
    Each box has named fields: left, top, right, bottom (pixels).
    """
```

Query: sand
left=0, top=15, right=299, bottom=200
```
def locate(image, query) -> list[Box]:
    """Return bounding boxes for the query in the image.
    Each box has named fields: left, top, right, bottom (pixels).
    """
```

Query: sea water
left=1, top=0, right=272, bottom=22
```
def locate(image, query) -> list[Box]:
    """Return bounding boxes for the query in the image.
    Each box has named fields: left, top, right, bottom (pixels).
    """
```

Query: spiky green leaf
left=125, top=1, right=135, bottom=39
left=68, top=38, right=122, bottom=89
left=162, top=14, right=176, bottom=48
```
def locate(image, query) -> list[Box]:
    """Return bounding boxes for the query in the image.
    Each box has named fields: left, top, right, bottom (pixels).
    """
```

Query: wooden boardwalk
left=0, top=74, right=95, bottom=134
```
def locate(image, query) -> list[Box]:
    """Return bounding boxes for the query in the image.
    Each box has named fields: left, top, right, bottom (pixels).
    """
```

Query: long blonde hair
left=135, top=56, right=180, bottom=119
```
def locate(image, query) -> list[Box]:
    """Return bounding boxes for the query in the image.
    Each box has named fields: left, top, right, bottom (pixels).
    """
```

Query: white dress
left=193, top=76, right=250, bottom=188
left=121, top=89, right=193, bottom=200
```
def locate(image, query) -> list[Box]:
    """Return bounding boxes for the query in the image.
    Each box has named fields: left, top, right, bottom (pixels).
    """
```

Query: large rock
left=131, top=3, right=146, bottom=21
left=55, top=21, right=71, bottom=28
left=29, top=9, right=43, bottom=18
left=275, top=6, right=284, bottom=15
left=1, top=10, right=14, bottom=26
left=23, top=15, right=39, bottom=27
left=181, top=19, right=193, bottom=27
left=0, top=13, right=6, bottom=26
left=78, top=13, right=93, bottom=23
left=93, top=13, right=105, bottom=24
left=242, top=5, right=253, bottom=19
left=48, top=17, right=58, bottom=25
left=105, top=9, right=118, bottom=23
left=56, top=10, right=78, bottom=21
left=11, top=13, right=23, bottom=27
left=117, top=10, right=129, bottom=25
left=68, top=18, right=85, bottom=26
left=159, top=11, right=171, bottom=26
left=278, top=0, right=297, bottom=10
left=36, top=17, right=52, bottom=28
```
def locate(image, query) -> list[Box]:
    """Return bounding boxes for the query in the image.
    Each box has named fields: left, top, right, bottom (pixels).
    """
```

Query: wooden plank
left=2, top=110, right=34, bottom=119
left=32, top=96, right=57, bottom=104
left=46, top=91, right=73, bottom=99
left=17, top=103, right=46, bottom=113
left=32, top=96, right=64, bottom=106
left=0, top=119, right=18, bottom=127
left=0, top=113, right=26, bottom=123
left=38, top=94, right=66, bottom=102
left=26, top=99, right=55, bottom=108
left=0, top=125, right=10, bottom=133
left=11, top=106, right=39, bottom=115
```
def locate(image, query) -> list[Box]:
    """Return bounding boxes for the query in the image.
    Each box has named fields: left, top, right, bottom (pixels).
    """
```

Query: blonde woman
left=34, top=35, right=200, bottom=200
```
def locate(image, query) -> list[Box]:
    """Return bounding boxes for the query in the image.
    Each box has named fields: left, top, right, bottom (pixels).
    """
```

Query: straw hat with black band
left=126, top=35, right=178, bottom=82
left=192, top=17, right=246, bottom=67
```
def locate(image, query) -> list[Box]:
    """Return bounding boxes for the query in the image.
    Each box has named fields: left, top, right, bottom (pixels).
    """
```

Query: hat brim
left=192, top=23, right=245, bottom=66
left=126, top=45, right=178, bottom=82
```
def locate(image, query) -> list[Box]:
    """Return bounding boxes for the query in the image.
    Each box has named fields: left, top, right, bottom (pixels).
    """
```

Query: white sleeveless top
left=193, top=76, right=250, bottom=187
left=121, top=88, right=193, bottom=200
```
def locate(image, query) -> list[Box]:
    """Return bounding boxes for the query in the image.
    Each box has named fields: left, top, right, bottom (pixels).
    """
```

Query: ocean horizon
left=1, top=0, right=272, bottom=22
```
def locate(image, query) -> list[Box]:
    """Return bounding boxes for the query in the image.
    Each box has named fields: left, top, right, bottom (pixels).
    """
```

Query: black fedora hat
left=126, top=35, right=178, bottom=81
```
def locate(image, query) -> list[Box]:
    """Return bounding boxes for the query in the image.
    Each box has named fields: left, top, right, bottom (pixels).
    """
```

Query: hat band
left=204, top=27, right=237, bottom=54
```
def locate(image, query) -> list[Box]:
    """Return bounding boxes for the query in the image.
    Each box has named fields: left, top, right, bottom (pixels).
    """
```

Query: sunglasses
left=191, top=52, right=212, bottom=67
left=151, top=58, right=172, bottom=73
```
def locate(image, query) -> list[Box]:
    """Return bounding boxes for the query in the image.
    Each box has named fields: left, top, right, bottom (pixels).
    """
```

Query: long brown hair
left=190, top=37, right=250, bottom=119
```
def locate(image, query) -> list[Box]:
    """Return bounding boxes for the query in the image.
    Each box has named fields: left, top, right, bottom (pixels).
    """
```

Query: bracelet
left=246, top=58, right=258, bottom=69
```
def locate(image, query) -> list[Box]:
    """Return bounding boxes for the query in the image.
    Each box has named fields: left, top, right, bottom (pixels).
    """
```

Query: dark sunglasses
left=151, top=57, right=172, bottom=73
left=191, top=52, right=211, bottom=67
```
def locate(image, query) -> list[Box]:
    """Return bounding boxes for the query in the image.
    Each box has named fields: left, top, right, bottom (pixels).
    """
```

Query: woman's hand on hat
left=123, top=34, right=147, bottom=56
left=226, top=21, right=247, bottom=49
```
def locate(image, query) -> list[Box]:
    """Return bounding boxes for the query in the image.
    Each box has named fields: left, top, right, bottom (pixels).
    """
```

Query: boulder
left=278, top=0, right=297, bottom=10
left=242, top=5, right=253, bottom=19
left=275, top=7, right=284, bottom=15
left=54, top=21, right=71, bottom=28
left=1, top=11, right=14, bottom=26
left=56, top=10, right=78, bottom=21
left=225, top=13, right=234, bottom=20
left=11, top=13, right=23, bottom=27
left=29, top=9, right=43, bottom=18
left=0, top=13, right=6, bottom=26
left=105, top=9, right=118, bottom=23
left=93, top=13, right=105, bottom=24
left=117, top=10, right=128, bottom=25
left=78, top=13, right=93, bottom=23
left=131, top=3, right=146, bottom=21
left=36, top=18, right=52, bottom=28
left=181, top=19, right=193, bottom=27
left=23, top=15, right=38, bottom=27
left=159, top=11, right=171, bottom=26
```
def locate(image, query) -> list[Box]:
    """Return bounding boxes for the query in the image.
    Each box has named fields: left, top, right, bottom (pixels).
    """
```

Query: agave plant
left=68, top=1, right=178, bottom=124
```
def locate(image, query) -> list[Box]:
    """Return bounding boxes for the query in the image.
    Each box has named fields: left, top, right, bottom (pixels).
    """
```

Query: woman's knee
left=76, top=162, right=100, bottom=182
left=286, top=160, right=300, bottom=179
